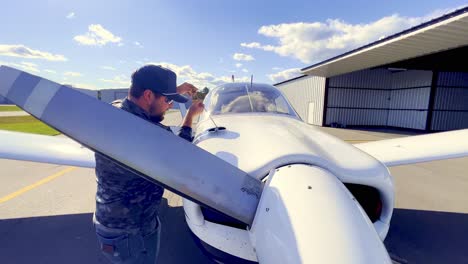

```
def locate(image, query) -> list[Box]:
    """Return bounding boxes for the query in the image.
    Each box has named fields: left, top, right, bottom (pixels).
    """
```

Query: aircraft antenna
left=204, top=106, right=220, bottom=131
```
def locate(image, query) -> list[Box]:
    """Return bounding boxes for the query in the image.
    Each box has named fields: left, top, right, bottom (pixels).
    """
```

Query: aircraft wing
left=0, top=130, right=95, bottom=168
left=355, top=129, right=468, bottom=167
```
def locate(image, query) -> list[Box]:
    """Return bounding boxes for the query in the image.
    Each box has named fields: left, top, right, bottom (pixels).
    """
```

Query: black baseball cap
left=131, top=65, right=188, bottom=103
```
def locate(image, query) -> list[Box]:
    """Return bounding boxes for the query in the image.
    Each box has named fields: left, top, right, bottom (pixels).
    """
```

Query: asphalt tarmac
left=0, top=111, right=467, bottom=263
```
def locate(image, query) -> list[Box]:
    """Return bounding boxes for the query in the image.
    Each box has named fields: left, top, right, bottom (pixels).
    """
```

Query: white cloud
left=235, top=63, right=242, bottom=68
left=44, top=69, right=57, bottom=74
left=268, top=68, right=302, bottom=83
left=100, top=75, right=130, bottom=87
left=64, top=71, right=82, bottom=77
left=240, top=9, right=453, bottom=64
left=233, top=53, right=255, bottom=61
left=0, top=44, right=67, bottom=61
left=154, top=62, right=198, bottom=79
left=20, top=61, right=38, bottom=68
left=67, top=82, right=98, bottom=89
left=0, top=60, right=40, bottom=73
left=66, top=12, right=75, bottom=19
left=118, top=43, right=124, bottom=47
left=74, top=24, right=122, bottom=46
left=241, top=42, right=261, bottom=49
left=147, top=62, right=251, bottom=88
left=134, top=41, right=143, bottom=48
left=241, top=42, right=276, bottom=52
left=272, top=67, right=283, bottom=71
left=242, top=68, right=248, bottom=73
left=101, top=66, right=116, bottom=71
left=18, top=62, right=39, bottom=73
left=211, top=75, right=251, bottom=86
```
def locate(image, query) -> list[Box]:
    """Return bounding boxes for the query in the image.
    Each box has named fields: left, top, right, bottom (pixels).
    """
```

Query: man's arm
left=175, top=83, right=204, bottom=142
left=178, top=100, right=204, bottom=142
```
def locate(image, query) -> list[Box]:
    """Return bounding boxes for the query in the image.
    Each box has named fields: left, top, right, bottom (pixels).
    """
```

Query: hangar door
left=325, top=69, right=432, bottom=130
left=431, top=72, right=468, bottom=131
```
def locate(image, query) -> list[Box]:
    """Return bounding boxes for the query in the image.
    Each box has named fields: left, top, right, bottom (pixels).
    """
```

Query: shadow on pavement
left=0, top=212, right=103, bottom=264
left=4, top=204, right=467, bottom=263
left=0, top=198, right=214, bottom=264
left=158, top=198, right=215, bottom=264
left=385, top=208, right=468, bottom=264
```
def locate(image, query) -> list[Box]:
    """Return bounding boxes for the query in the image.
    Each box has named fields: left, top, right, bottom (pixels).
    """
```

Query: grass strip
left=0, top=116, right=60, bottom=135
left=0, top=105, right=21, bottom=112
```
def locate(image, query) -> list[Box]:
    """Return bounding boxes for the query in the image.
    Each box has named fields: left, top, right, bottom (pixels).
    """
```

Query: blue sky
left=0, top=0, right=466, bottom=90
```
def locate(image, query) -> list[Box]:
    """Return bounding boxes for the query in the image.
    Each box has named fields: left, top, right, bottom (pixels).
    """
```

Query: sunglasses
left=164, top=97, right=174, bottom=104
left=151, top=90, right=173, bottom=104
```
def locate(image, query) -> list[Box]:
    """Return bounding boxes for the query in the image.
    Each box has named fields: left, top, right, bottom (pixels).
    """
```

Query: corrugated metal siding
left=276, top=69, right=467, bottom=131
left=326, top=69, right=432, bottom=129
left=389, top=88, right=431, bottom=109
left=433, top=86, right=468, bottom=110
left=328, top=88, right=390, bottom=108
left=326, top=109, right=387, bottom=126
left=100, top=88, right=129, bottom=103
left=74, top=88, right=98, bottom=98
left=438, top=72, right=468, bottom=86
left=73, top=88, right=129, bottom=103
left=387, top=70, right=431, bottom=129
left=326, top=69, right=391, bottom=126
left=329, top=69, right=391, bottom=88
left=387, top=111, right=428, bottom=129
left=432, top=72, right=468, bottom=130
left=391, top=70, right=432, bottom=88
left=431, top=112, right=468, bottom=130
left=275, top=75, right=326, bottom=125
left=387, top=88, right=430, bottom=129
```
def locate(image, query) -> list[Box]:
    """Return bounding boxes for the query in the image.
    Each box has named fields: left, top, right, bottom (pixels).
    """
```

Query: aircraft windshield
left=201, top=83, right=298, bottom=120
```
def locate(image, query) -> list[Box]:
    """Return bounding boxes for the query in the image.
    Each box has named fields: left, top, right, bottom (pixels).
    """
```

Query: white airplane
left=1, top=66, right=468, bottom=263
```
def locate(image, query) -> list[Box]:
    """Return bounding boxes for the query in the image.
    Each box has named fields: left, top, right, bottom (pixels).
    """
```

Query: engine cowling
left=249, top=164, right=392, bottom=263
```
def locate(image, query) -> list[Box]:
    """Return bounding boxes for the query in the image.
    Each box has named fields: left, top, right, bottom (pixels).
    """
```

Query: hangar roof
left=301, top=7, right=468, bottom=77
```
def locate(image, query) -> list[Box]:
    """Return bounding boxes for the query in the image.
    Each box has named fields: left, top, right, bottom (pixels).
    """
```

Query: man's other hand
left=188, top=100, right=204, bottom=117
left=177, top=82, right=197, bottom=97
left=182, top=100, right=204, bottom=128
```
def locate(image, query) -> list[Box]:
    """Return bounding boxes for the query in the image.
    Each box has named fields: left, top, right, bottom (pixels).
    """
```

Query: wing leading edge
left=0, top=130, right=95, bottom=168
left=355, top=129, right=468, bottom=167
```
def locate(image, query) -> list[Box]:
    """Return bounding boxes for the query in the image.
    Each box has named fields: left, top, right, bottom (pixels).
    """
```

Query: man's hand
left=182, top=100, right=204, bottom=128
left=187, top=100, right=204, bottom=117
left=177, top=82, right=197, bottom=97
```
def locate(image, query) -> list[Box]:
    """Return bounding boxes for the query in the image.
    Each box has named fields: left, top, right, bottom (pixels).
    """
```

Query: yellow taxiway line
left=0, top=166, right=76, bottom=204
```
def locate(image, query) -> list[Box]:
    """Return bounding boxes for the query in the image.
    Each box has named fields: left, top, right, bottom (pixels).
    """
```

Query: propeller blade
left=0, top=66, right=261, bottom=225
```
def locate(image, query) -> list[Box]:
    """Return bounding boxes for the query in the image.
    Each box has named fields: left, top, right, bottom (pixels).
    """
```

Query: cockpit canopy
left=200, top=83, right=299, bottom=121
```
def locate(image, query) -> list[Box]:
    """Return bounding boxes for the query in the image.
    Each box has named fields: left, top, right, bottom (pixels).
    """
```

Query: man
left=93, top=65, right=204, bottom=263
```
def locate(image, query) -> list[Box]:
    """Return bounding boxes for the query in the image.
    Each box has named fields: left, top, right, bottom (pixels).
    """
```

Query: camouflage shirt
left=94, top=98, right=192, bottom=234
